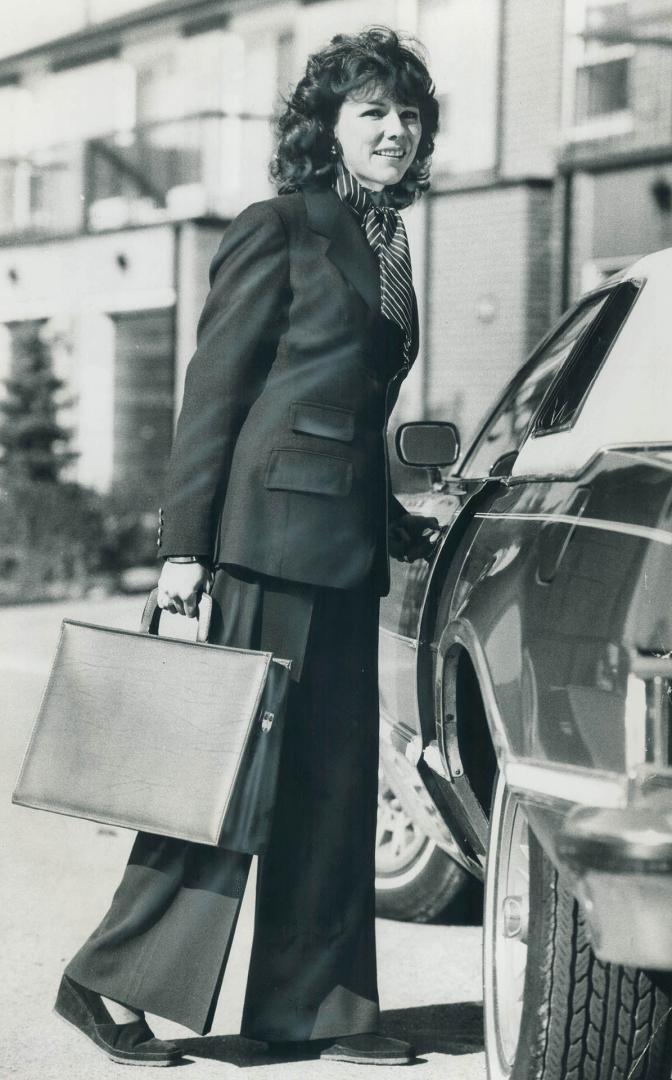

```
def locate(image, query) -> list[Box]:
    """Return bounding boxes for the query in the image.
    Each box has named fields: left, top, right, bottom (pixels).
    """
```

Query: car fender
left=404, top=482, right=506, bottom=874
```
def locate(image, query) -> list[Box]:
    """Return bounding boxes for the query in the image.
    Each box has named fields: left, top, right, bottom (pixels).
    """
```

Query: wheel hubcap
left=484, top=774, right=531, bottom=1079
left=376, top=774, right=428, bottom=876
left=496, top=794, right=529, bottom=1067
left=502, top=894, right=529, bottom=941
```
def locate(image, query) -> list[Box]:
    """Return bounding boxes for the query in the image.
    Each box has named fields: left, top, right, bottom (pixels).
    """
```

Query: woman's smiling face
left=333, top=88, right=422, bottom=191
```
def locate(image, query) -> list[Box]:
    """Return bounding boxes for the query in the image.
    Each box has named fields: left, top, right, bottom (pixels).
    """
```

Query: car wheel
left=484, top=770, right=672, bottom=1079
left=375, top=769, right=471, bottom=922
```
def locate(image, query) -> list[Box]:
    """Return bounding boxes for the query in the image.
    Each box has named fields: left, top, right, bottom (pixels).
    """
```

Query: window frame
left=531, top=278, right=640, bottom=438
left=457, top=280, right=636, bottom=479
left=573, top=49, right=632, bottom=123
left=563, top=0, right=634, bottom=142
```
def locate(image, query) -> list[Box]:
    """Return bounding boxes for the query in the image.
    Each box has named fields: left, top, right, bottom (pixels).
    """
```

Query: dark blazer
left=158, top=185, right=418, bottom=596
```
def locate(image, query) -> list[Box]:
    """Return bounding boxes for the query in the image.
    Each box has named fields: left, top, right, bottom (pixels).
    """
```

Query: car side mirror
left=395, top=422, right=460, bottom=468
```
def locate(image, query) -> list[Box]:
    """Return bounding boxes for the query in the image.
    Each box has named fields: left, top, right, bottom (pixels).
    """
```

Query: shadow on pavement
left=171, top=1036, right=279, bottom=1067
left=173, top=1001, right=484, bottom=1066
left=380, top=1001, right=484, bottom=1055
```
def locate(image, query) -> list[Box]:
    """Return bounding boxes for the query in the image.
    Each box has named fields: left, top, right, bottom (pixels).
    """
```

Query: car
left=374, top=247, right=672, bottom=1080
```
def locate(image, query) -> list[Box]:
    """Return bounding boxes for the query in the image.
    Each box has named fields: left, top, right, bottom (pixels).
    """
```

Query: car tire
left=484, top=770, right=672, bottom=1080
left=375, top=771, right=471, bottom=922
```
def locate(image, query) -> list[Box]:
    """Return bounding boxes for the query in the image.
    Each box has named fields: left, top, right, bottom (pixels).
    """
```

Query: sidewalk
left=1, top=595, right=486, bottom=1080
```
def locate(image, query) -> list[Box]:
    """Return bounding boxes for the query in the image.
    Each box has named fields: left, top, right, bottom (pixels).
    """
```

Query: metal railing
left=0, top=111, right=274, bottom=240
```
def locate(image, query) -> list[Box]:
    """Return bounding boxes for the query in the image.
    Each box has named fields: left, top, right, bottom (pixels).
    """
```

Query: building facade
left=411, top=0, right=672, bottom=446
left=0, top=0, right=669, bottom=501
left=560, top=0, right=672, bottom=298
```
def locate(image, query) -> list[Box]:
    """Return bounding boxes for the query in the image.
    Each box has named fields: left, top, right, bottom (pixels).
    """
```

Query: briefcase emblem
left=261, top=711, right=274, bottom=732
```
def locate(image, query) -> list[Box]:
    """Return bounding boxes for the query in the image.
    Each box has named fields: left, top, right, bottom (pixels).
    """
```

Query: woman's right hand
left=157, top=560, right=211, bottom=618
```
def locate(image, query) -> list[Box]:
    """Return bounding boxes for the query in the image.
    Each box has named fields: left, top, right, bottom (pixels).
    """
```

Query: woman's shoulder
left=209, top=192, right=310, bottom=274
left=234, top=191, right=308, bottom=230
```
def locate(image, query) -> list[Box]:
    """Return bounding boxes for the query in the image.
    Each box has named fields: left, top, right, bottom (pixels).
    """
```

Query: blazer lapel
left=303, top=186, right=381, bottom=314
left=303, top=186, right=420, bottom=370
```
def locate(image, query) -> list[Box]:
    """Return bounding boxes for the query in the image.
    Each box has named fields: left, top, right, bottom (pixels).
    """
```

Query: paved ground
left=1, top=595, right=486, bottom=1080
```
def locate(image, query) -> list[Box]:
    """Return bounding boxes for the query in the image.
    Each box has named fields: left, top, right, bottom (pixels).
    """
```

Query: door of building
left=111, top=307, right=175, bottom=507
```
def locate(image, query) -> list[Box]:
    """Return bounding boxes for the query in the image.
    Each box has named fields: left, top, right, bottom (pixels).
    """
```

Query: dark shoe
left=54, top=974, right=182, bottom=1067
left=319, top=1033, right=415, bottom=1065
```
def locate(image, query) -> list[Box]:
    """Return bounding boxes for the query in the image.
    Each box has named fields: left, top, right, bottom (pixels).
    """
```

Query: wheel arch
left=412, top=616, right=510, bottom=877
left=434, top=616, right=513, bottom=784
left=440, top=634, right=500, bottom=817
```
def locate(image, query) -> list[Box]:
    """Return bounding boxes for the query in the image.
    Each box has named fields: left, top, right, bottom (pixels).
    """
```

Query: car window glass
left=533, top=281, right=639, bottom=435
left=459, top=292, right=610, bottom=479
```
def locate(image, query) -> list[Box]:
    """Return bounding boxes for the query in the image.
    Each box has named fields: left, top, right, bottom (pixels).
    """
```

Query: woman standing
left=55, top=26, right=440, bottom=1068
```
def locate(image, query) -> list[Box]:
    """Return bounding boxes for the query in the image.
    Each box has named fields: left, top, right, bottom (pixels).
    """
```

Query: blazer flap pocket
left=290, top=401, right=355, bottom=443
left=265, top=449, right=352, bottom=497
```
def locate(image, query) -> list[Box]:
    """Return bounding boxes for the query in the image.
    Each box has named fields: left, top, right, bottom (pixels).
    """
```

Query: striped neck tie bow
left=334, top=161, right=414, bottom=365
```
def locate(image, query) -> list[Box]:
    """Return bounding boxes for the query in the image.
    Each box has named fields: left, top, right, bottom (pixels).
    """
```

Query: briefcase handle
left=140, top=588, right=213, bottom=643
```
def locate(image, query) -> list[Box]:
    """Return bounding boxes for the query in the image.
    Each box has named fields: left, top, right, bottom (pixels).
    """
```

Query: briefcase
left=12, top=588, right=292, bottom=854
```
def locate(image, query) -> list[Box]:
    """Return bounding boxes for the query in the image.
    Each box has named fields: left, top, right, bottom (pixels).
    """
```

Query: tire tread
left=487, top=781, right=672, bottom=1080
left=544, top=864, right=672, bottom=1080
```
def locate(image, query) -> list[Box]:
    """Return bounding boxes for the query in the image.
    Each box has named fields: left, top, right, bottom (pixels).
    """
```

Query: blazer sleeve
left=159, top=200, right=289, bottom=559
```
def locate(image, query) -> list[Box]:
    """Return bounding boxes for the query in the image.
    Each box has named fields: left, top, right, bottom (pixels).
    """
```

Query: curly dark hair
left=271, top=26, right=439, bottom=209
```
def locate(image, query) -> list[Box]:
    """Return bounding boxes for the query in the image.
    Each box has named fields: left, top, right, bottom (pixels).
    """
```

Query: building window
left=575, top=54, right=629, bottom=121
left=6, top=319, right=48, bottom=374
left=564, top=0, right=634, bottom=139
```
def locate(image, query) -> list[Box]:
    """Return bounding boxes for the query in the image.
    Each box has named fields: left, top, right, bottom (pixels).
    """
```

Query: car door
left=380, top=288, right=613, bottom=734
left=377, top=295, right=608, bottom=873
left=448, top=280, right=642, bottom=781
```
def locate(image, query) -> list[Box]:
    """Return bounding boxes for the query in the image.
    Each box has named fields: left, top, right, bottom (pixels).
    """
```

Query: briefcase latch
left=261, top=711, right=274, bottom=732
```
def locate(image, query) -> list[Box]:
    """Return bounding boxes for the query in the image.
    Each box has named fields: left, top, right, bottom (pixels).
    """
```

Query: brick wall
left=424, top=181, right=552, bottom=448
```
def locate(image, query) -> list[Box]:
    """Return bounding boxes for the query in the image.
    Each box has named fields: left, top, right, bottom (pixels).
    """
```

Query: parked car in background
left=375, top=247, right=672, bottom=1079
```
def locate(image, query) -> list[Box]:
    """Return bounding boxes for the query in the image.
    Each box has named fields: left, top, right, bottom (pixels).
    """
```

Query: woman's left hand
left=388, top=512, right=440, bottom=563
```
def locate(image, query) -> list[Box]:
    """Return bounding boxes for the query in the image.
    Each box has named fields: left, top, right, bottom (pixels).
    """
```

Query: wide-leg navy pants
left=65, top=567, right=381, bottom=1041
